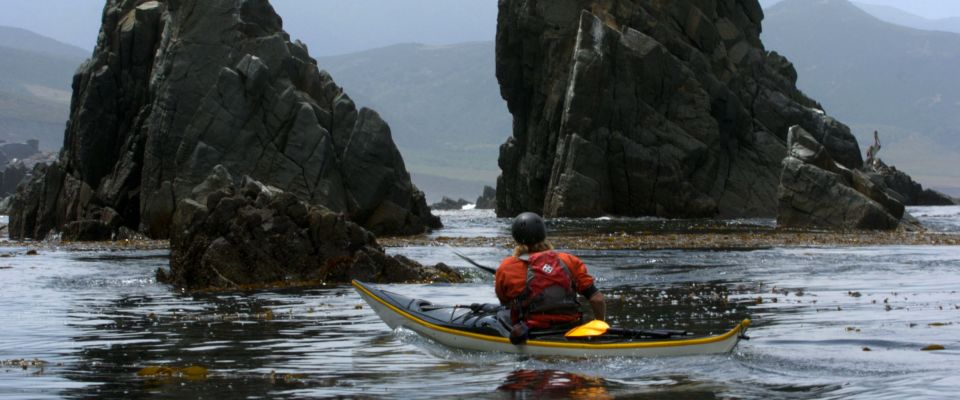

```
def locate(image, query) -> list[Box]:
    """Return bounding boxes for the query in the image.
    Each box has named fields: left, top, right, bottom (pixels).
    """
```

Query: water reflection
left=498, top=369, right=611, bottom=399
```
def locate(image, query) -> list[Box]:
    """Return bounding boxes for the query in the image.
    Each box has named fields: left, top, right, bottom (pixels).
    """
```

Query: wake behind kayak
left=352, top=280, right=750, bottom=357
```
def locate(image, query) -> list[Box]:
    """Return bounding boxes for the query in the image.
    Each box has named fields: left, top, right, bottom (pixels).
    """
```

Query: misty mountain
left=0, top=26, right=86, bottom=150
left=763, top=0, right=960, bottom=191
left=852, top=2, right=960, bottom=34
left=317, top=42, right=509, bottom=201
left=273, top=0, right=497, bottom=56
left=0, top=26, right=89, bottom=59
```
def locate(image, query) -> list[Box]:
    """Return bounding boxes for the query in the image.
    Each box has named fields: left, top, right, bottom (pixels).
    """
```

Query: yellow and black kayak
left=353, top=280, right=750, bottom=357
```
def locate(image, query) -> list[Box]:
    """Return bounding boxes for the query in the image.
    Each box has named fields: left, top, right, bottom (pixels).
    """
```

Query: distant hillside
left=0, top=26, right=89, bottom=59
left=853, top=3, right=960, bottom=34
left=317, top=42, right=509, bottom=201
left=0, top=26, right=86, bottom=150
left=763, top=0, right=960, bottom=192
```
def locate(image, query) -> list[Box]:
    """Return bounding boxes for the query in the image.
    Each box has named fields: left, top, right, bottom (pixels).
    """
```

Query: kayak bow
left=352, top=280, right=749, bottom=357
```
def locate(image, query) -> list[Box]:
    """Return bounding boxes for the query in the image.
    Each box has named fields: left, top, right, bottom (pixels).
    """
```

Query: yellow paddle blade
left=564, top=320, right=610, bottom=338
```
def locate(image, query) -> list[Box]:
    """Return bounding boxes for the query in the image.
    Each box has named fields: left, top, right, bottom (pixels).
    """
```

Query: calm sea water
left=0, top=207, right=958, bottom=399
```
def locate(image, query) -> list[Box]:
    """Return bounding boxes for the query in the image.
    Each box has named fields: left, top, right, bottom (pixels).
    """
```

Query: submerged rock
left=778, top=126, right=904, bottom=230
left=475, top=186, right=496, bottom=210
left=495, top=0, right=863, bottom=219
left=430, top=197, right=470, bottom=210
left=9, top=0, right=439, bottom=241
left=163, top=167, right=461, bottom=290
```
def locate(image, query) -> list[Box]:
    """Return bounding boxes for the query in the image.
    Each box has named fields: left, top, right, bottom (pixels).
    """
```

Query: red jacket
left=496, top=251, right=598, bottom=328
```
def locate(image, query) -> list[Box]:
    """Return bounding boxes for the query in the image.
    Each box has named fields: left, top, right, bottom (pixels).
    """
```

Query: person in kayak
left=496, top=212, right=606, bottom=344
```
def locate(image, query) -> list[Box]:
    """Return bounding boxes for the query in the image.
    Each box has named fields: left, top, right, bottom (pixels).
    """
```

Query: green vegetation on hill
left=317, top=42, right=509, bottom=201
left=763, top=0, right=960, bottom=192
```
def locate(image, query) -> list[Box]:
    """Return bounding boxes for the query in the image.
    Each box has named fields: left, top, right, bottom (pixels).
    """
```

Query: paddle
left=444, top=244, right=497, bottom=275
left=565, top=320, right=690, bottom=339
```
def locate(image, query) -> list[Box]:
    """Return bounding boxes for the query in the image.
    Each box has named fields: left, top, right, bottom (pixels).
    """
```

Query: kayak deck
left=352, top=280, right=750, bottom=357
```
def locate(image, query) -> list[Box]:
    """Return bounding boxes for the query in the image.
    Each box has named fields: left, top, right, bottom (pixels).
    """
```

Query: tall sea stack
left=495, top=0, right=863, bottom=218
left=8, top=0, right=439, bottom=240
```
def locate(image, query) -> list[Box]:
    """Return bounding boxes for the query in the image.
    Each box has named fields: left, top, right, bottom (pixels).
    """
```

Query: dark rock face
left=778, top=126, right=903, bottom=230
left=917, top=190, right=956, bottom=206
left=163, top=166, right=461, bottom=290
left=9, top=0, right=438, bottom=240
left=868, top=161, right=956, bottom=206
left=495, top=0, right=863, bottom=218
left=0, top=161, right=27, bottom=198
left=430, top=197, right=470, bottom=210
left=475, top=186, right=496, bottom=209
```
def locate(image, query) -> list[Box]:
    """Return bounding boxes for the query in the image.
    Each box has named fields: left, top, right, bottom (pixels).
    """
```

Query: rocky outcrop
left=162, top=166, right=461, bottom=290
left=475, top=186, right=496, bottom=209
left=0, top=161, right=27, bottom=198
left=0, top=140, right=52, bottom=200
left=0, top=140, right=40, bottom=166
left=495, top=0, right=863, bottom=218
left=867, top=161, right=956, bottom=206
left=8, top=0, right=439, bottom=240
left=778, top=126, right=904, bottom=230
left=430, top=197, right=470, bottom=211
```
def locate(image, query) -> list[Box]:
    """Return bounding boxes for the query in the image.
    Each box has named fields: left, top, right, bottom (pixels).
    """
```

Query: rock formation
left=475, top=186, right=496, bottom=209
left=778, top=126, right=905, bottom=230
left=430, top=197, right=470, bottom=210
left=867, top=161, right=956, bottom=206
left=0, top=140, right=40, bottom=166
left=0, top=161, right=27, bottom=198
left=162, top=166, right=461, bottom=290
left=495, top=0, right=863, bottom=219
left=8, top=0, right=439, bottom=240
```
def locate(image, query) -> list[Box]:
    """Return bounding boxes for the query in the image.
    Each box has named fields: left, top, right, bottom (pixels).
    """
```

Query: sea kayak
left=352, top=280, right=750, bottom=357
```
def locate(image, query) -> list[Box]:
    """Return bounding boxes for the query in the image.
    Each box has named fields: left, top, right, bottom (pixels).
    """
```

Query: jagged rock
left=0, top=161, right=28, bottom=198
left=778, top=126, right=902, bottom=230
left=475, top=186, right=496, bottom=209
left=162, top=167, right=461, bottom=290
left=495, top=0, right=863, bottom=219
left=0, top=140, right=40, bottom=165
left=9, top=0, right=439, bottom=241
left=867, top=161, right=956, bottom=206
left=430, top=197, right=470, bottom=210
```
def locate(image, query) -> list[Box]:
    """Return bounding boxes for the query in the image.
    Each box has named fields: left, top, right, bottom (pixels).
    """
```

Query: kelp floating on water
left=381, top=231, right=960, bottom=251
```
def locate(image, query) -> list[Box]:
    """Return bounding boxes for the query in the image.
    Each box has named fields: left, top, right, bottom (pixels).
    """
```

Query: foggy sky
left=1, top=0, right=959, bottom=55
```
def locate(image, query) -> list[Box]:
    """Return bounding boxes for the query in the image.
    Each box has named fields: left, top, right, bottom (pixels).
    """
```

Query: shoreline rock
left=867, top=161, right=956, bottom=206
left=162, top=167, right=461, bottom=290
left=777, top=126, right=905, bottom=230
left=475, top=186, right=496, bottom=210
left=430, top=197, right=470, bottom=210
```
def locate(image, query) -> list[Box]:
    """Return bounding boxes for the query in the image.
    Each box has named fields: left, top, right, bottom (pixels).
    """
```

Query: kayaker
left=496, top=212, right=606, bottom=344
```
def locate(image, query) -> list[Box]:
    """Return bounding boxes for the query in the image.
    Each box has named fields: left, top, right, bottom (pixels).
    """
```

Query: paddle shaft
left=445, top=245, right=497, bottom=275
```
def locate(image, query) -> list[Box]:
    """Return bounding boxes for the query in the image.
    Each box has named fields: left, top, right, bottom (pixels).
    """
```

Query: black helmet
left=511, top=212, right=546, bottom=245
